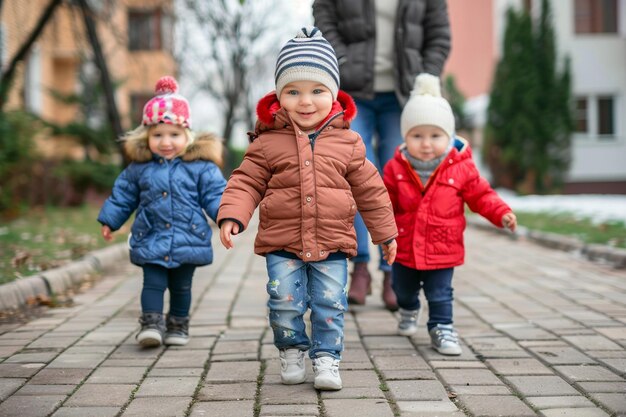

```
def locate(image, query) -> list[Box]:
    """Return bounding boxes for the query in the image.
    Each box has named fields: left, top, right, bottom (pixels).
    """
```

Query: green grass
left=0, top=205, right=129, bottom=285
left=516, top=211, right=626, bottom=249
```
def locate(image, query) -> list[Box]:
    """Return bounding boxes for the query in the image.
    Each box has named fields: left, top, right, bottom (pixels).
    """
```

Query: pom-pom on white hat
left=400, top=73, right=455, bottom=139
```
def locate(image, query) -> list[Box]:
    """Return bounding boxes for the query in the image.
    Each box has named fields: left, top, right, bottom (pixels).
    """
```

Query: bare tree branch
left=0, top=0, right=63, bottom=110
left=77, top=0, right=124, bottom=154
left=177, top=0, right=291, bottom=148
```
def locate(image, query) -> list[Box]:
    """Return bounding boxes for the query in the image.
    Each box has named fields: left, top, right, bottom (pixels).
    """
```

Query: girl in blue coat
left=98, top=76, right=226, bottom=347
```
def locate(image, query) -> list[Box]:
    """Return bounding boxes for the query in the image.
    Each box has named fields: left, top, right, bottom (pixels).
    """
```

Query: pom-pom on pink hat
left=142, top=76, right=191, bottom=129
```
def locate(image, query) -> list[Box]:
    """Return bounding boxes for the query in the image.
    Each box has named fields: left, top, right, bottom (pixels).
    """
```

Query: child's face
left=404, top=125, right=450, bottom=162
left=148, top=124, right=188, bottom=159
left=279, top=81, right=334, bottom=132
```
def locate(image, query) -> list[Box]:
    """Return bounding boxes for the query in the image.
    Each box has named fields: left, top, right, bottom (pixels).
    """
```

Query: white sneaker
left=312, top=356, right=342, bottom=390
left=279, top=349, right=306, bottom=384
left=397, top=308, right=420, bottom=336
left=429, top=324, right=462, bottom=356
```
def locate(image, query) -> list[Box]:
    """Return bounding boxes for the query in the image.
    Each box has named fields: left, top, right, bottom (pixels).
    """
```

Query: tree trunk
left=0, top=0, right=63, bottom=110
left=77, top=0, right=125, bottom=160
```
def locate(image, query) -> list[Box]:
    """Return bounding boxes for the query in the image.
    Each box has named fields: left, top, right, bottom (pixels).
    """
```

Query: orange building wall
left=2, top=0, right=176, bottom=160
left=444, top=0, right=496, bottom=99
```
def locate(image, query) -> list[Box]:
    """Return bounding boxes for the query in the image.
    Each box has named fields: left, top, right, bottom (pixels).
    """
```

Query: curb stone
left=467, top=214, right=626, bottom=268
left=0, top=243, right=127, bottom=312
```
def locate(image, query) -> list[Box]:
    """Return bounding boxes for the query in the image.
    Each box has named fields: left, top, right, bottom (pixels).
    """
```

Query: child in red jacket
left=383, top=73, right=516, bottom=355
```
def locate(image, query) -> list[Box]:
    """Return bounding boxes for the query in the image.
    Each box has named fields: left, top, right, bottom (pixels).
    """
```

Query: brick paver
left=0, top=222, right=625, bottom=416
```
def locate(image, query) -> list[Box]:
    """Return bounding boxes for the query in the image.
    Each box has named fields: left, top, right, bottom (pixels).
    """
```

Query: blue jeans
left=265, top=254, right=348, bottom=359
left=351, top=92, right=404, bottom=272
left=392, top=263, right=454, bottom=331
left=141, top=263, right=196, bottom=317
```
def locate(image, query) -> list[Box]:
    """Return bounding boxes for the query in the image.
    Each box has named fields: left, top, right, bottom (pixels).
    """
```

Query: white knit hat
left=275, top=26, right=340, bottom=100
left=400, top=74, right=455, bottom=139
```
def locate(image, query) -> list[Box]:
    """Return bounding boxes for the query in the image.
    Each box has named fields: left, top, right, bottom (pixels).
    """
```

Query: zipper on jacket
left=307, top=111, right=344, bottom=151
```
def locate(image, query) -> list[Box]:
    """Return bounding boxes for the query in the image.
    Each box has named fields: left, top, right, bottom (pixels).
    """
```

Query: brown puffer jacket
left=217, top=90, right=397, bottom=262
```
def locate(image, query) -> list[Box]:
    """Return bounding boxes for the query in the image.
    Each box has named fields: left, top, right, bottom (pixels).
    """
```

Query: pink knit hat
left=142, top=76, right=191, bottom=129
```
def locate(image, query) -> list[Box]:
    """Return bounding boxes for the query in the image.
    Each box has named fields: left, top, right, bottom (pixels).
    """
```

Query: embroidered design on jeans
left=269, top=279, right=280, bottom=293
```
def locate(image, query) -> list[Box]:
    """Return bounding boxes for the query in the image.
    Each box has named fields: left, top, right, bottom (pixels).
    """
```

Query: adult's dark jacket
left=313, top=0, right=451, bottom=105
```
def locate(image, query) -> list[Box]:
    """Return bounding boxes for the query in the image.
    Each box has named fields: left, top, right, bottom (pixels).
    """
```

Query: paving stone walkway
left=0, top=223, right=625, bottom=417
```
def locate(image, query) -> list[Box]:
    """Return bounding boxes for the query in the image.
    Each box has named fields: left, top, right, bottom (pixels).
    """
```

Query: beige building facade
left=1, top=0, right=176, bottom=157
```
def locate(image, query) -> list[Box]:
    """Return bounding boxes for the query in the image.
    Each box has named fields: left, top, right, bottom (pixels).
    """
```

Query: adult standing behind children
left=218, top=27, right=397, bottom=391
left=313, top=0, right=452, bottom=311
left=98, top=76, right=226, bottom=347
left=384, top=73, right=516, bottom=355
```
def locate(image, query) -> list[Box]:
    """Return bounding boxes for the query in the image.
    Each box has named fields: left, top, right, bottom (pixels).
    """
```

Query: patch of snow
left=497, top=189, right=626, bottom=224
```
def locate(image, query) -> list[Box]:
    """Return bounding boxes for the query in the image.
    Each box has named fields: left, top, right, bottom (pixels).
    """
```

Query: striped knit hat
left=275, top=26, right=340, bottom=100
left=142, top=76, right=192, bottom=129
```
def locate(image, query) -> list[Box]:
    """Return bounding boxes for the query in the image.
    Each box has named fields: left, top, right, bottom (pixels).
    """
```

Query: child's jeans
left=141, top=263, right=196, bottom=317
left=265, top=253, right=348, bottom=360
left=350, top=92, right=403, bottom=273
left=391, top=263, right=454, bottom=330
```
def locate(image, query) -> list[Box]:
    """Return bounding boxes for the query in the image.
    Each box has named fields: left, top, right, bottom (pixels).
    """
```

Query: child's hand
left=502, top=212, right=517, bottom=232
left=101, top=225, right=113, bottom=242
left=382, top=239, right=397, bottom=265
left=219, top=221, right=240, bottom=249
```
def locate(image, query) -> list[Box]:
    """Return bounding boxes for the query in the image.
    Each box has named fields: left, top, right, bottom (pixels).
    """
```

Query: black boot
left=137, top=312, right=166, bottom=347
left=164, top=315, right=190, bottom=346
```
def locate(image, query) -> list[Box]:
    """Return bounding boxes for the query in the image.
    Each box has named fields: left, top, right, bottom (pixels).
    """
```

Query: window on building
left=575, top=95, right=617, bottom=140
left=128, top=8, right=173, bottom=51
left=523, top=0, right=532, bottom=13
left=597, top=96, right=615, bottom=136
left=574, top=98, right=588, bottom=133
left=575, top=0, right=618, bottom=34
left=130, top=93, right=153, bottom=125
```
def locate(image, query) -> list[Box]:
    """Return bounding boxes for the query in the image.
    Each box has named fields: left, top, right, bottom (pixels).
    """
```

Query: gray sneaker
left=429, top=324, right=462, bottom=355
left=397, top=308, right=420, bottom=336
left=279, top=349, right=306, bottom=385
left=164, top=315, right=190, bottom=346
left=137, top=312, right=166, bottom=347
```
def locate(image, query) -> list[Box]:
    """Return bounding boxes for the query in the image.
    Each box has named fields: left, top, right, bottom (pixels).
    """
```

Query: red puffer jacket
left=383, top=139, right=512, bottom=270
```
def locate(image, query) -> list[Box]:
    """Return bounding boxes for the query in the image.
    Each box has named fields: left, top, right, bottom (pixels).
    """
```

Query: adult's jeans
left=392, top=263, right=454, bottom=331
left=351, top=92, right=404, bottom=272
left=141, top=263, right=196, bottom=317
left=265, top=253, right=348, bottom=359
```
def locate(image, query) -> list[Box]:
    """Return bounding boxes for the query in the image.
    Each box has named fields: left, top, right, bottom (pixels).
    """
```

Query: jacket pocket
left=431, top=178, right=464, bottom=219
left=343, top=192, right=358, bottom=230
left=131, top=210, right=152, bottom=242
left=189, top=213, right=210, bottom=240
left=259, top=193, right=272, bottom=229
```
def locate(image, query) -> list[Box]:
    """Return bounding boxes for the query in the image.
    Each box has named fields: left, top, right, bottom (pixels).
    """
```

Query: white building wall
left=488, top=0, right=626, bottom=188
left=551, top=0, right=626, bottom=183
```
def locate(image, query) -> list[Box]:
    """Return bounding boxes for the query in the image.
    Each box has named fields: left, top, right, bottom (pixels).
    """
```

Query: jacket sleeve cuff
left=217, top=218, right=245, bottom=233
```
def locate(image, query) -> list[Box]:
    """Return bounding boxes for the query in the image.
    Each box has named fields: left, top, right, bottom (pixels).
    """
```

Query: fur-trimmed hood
left=253, top=90, right=357, bottom=136
left=123, top=132, right=224, bottom=167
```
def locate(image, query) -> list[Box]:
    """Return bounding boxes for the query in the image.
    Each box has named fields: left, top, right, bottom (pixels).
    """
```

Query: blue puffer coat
left=98, top=133, right=226, bottom=268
